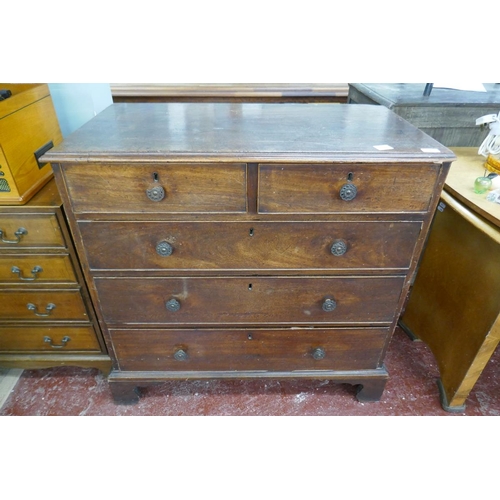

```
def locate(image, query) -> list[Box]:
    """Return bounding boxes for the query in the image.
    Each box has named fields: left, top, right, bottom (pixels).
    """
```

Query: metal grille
left=0, top=178, right=11, bottom=192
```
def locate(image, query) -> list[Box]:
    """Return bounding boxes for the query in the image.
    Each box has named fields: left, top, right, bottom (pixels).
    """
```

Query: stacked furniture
left=0, top=83, right=110, bottom=373
left=347, top=83, right=500, bottom=147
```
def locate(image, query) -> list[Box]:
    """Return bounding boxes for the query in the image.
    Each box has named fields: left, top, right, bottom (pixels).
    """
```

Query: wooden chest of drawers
left=0, top=178, right=111, bottom=373
left=42, top=103, right=455, bottom=404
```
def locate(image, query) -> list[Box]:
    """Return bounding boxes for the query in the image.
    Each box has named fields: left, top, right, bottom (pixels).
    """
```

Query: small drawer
left=0, top=214, right=65, bottom=248
left=109, top=327, right=390, bottom=372
left=0, top=325, right=101, bottom=351
left=0, top=254, right=77, bottom=283
left=79, top=220, right=421, bottom=272
left=0, top=289, right=89, bottom=321
left=258, top=163, right=440, bottom=214
left=94, top=276, right=405, bottom=326
left=62, top=163, right=247, bottom=214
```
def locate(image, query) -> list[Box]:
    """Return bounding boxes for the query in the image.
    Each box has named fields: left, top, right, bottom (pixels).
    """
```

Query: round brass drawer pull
left=146, top=173, right=165, bottom=202
left=174, top=348, right=188, bottom=361
left=166, top=298, right=181, bottom=312
left=146, top=184, right=165, bottom=202
left=339, top=183, right=357, bottom=201
left=27, top=302, right=56, bottom=317
left=44, top=336, right=71, bottom=349
left=322, top=298, right=337, bottom=312
left=156, top=241, right=173, bottom=256
left=11, top=265, right=43, bottom=281
left=330, top=240, right=347, bottom=256
left=0, top=227, right=27, bottom=244
left=312, top=347, right=326, bottom=360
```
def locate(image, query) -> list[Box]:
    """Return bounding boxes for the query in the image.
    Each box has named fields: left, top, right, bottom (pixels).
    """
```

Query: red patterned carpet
left=2, top=327, right=499, bottom=416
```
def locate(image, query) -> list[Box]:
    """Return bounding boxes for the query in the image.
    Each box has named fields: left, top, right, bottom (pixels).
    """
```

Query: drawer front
left=62, top=163, right=247, bottom=214
left=0, top=214, right=65, bottom=247
left=0, top=290, right=89, bottom=321
left=79, top=220, right=421, bottom=271
left=110, top=327, right=389, bottom=371
left=258, top=163, right=440, bottom=213
left=0, top=325, right=101, bottom=351
left=0, top=254, right=77, bottom=283
left=94, top=276, right=404, bottom=325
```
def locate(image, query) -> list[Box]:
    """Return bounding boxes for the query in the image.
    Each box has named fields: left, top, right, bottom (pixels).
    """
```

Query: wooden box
left=348, top=83, right=500, bottom=147
left=0, top=84, right=62, bottom=205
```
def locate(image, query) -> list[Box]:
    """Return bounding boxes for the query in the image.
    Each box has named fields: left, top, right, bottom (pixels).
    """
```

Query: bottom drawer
left=110, top=327, right=390, bottom=372
left=0, top=325, right=101, bottom=351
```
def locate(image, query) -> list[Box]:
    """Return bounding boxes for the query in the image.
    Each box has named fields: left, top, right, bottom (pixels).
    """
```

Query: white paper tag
left=374, top=145, right=394, bottom=151
left=421, top=148, right=441, bottom=153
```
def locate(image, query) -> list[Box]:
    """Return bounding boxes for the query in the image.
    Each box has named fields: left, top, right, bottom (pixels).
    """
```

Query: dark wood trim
left=110, top=83, right=349, bottom=103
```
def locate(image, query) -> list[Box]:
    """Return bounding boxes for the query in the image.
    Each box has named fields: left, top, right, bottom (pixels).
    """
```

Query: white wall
left=48, top=83, right=113, bottom=137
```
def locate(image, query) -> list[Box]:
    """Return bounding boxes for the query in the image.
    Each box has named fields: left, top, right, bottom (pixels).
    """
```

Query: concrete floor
left=1, top=327, right=499, bottom=416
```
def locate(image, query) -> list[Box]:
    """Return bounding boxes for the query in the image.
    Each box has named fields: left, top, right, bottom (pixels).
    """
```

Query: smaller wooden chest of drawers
left=0, top=178, right=111, bottom=373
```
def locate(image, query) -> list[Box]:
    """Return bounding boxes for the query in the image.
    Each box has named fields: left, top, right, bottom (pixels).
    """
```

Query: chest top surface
left=41, top=103, right=455, bottom=164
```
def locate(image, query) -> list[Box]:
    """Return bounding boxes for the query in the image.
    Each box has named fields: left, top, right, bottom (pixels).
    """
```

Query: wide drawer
left=94, top=276, right=405, bottom=325
left=110, top=327, right=389, bottom=371
left=0, top=254, right=77, bottom=283
left=0, top=214, right=65, bottom=247
left=258, top=163, right=440, bottom=213
left=0, top=289, right=89, bottom=321
left=79, top=220, right=421, bottom=272
left=62, top=163, right=247, bottom=214
left=0, top=325, right=101, bottom=351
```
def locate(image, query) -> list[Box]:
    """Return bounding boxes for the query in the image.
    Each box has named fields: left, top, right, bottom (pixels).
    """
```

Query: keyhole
left=347, top=172, right=354, bottom=181
left=248, top=333, right=253, bottom=340
left=153, top=172, right=159, bottom=182
left=249, top=228, right=254, bottom=237
left=248, top=283, right=252, bottom=291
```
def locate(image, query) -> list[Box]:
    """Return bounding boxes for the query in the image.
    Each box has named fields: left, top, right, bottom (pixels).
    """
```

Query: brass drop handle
left=322, top=298, right=337, bottom=312
left=174, top=348, right=188, bottom=361
left=27, top=302, right=56, bottom=317
left=312, top=347, right=326, bottom=360
left=44, top=336, right=70, bottom=348
left=0, top=227, right=28, bottom=244
left=330, top=240, right=347, bottom=256
left=12, top=265, right=43, bottom=281
left=146, top=172, right=165, bottom=202
left=166, top=298, right=181, bottom=312
left=156, top=241, right=173, bottom=256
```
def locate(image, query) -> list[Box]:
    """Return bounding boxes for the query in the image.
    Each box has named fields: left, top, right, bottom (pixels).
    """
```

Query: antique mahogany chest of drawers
left=0, top=178, right=111, bottom=372
left=42, top=103, right=455, bottom=404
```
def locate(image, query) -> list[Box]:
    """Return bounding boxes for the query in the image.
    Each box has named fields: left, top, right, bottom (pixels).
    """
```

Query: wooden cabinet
left=347, top=83, right=500, bottom=147
left=42, top=103, right=454, bottom=404
left=0, top=84, right=62, bottom=204
left=400, top=148, right=500, bottom=411
left=0, top=178, right=111, bottom=373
